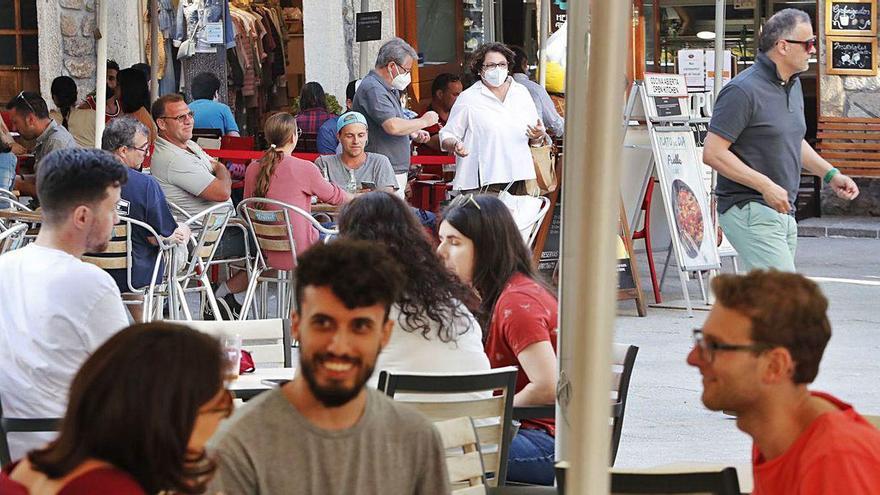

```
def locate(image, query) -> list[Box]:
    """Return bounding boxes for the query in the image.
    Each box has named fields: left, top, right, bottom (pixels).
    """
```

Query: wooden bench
left=816, top=116, right=880, bottom=177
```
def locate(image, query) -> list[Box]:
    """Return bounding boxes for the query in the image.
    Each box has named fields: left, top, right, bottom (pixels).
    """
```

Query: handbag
left=526, top=143, right=557, bottom=196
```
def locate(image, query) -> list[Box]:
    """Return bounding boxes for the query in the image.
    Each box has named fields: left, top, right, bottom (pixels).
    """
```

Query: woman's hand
left=526, top=119, right=547, bottom=142
left=452, top=140, right=469, bottom=158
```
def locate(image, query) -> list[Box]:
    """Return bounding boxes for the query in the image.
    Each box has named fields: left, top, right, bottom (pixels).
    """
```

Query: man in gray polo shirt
left=353, top=37, right=439, bottom=195
left=703, top=9, right=859, bottom=272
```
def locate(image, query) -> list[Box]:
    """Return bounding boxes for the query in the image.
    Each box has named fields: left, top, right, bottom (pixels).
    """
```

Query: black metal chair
left=610, top=467, right=741, bottom=494
left=0, top=394, right=61, bottom=466
left=378, top=367, right=518, bottom=487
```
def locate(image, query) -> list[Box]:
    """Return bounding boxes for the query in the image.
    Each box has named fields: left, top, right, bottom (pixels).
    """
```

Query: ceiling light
left=697, top=31, right=716, bottom=40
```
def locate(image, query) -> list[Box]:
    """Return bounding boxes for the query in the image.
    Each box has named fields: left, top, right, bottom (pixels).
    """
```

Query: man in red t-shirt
left=416, top=73, right=462, bottom=156
left=687, top=271, right=880, bottom=494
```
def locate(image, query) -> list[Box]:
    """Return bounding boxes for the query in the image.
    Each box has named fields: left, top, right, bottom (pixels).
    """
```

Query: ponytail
left=254, top=144, right=282, bottom=198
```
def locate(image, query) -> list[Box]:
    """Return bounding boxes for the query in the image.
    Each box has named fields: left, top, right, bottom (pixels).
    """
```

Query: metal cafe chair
left=0, top=394, right=61, bottom=466
left=0, top=223, right=27, bottom=254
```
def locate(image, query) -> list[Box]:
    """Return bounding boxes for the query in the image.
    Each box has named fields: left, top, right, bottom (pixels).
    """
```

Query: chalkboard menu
left=654, top=96, right=684, bottom=118
left=827, top=36, right=877, bottom=75
left=826, top=0, right=877, bottom=35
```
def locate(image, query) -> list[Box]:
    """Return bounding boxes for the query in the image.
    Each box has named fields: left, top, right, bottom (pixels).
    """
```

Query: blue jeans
left=506, top=427, right=555, bottom=485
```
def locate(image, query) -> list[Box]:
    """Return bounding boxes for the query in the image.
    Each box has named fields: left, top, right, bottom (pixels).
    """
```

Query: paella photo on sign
left=671, top=179, right=704, bottom=259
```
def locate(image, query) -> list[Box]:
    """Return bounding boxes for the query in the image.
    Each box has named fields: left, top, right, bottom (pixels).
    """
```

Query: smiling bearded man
left=207, top=240, right=450, bottom=495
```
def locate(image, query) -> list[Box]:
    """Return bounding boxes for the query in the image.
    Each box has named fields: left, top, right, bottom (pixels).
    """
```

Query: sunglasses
left=450, top=193, right=481, bottom=211
left=783, top=37, right=817, bottom=52
left=16, top=91, right=36, bottom=115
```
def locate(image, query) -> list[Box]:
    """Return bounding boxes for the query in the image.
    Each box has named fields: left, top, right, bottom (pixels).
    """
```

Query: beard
left=299, top=351, right=376, bottom=408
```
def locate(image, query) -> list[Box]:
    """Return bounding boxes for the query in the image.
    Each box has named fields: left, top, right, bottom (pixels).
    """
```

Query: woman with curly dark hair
left=337, top=192, right=489, bottom=395
left=0, top=322, right=233, bottom=494
left=439, top=42, right=549, bottom=193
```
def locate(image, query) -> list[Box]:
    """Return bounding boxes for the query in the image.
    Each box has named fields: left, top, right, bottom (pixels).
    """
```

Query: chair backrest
left=610, top=467, right=741, bottom=494
left=82, top=223, right=129, bottom=270
left=182, top=203, right=233, bottom=273
left=435, top=417, right=487, bottom=494
left=611, top=344, right=639, bottom=465
left=221, top=135, right=256, bottom=150
left=0, top=394, right=61, bottom=466
left=182, top=318, right=292, bottom=368
left=378, top=367, right=518, bottom=487
left=192, top=128, right=222, bottom=140
left=0, top=223, right=27, bottom=254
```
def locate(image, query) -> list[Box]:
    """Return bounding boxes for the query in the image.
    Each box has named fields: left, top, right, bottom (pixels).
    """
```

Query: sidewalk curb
left=798, top=225, right=880, bottom=239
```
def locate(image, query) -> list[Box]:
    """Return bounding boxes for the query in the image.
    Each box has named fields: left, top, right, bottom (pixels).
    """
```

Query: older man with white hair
left=353, top=37, right=439, bottom=195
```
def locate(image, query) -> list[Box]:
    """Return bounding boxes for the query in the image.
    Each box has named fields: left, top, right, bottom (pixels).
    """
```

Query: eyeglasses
left=450, top=193, right=481, bottom=211
left=15, top=91, right=36, bottom=115
left=783, top=37, right=817, bottom=52
left=692, top=328, right=773, bottom=364
left=482, top=62, right=508, bottom=70
left=160, top=111, right=195, bottom=124
left=198, top=389, right=235, bottom=418
left=130, top=142, right=151, bottom=156
left=393, top=62, right=413, bottom=74
left=296, top=127, right=303, bottom=138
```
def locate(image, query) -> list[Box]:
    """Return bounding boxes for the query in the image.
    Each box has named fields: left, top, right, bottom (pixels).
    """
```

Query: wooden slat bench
left=816, top=116, right=880, bottom=178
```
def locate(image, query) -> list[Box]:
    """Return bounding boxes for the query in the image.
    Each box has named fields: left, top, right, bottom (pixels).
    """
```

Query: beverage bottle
left=346, top=169, right=358, bottom=193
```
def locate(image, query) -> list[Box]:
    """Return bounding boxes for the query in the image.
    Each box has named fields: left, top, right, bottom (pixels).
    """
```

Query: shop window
left=417, top=0, right=457, bottom=64
left=22, top=35, right=37, bottom=65
left=0, top=1, right=14, bottom=30
left=20, top=0, right=36, bottom=30
left=0, top=36, right=15, bottom=65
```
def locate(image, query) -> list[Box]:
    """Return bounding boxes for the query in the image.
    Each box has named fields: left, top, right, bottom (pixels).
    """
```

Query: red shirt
left=416, top=105, right=448, bottom=156
left=752, top=391, right=880, bottom=494
left=1, top=461, right=145, bottom=494
left=484, top=272, right=558, bottom=435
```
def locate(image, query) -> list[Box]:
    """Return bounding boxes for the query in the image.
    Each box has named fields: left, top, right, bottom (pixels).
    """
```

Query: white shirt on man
left=0, top=244, right=129, bottom=459
left=440, top=78, right=540, bottom=190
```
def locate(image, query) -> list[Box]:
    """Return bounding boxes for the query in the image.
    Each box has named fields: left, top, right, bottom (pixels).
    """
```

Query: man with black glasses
left=702, top=9, right=859, bottom=272
left=688, top=271, right=880, bottom=493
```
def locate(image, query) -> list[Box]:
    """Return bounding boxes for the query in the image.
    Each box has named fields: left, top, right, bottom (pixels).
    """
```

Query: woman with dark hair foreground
left=0, top=322, right=232, bottom=494
left=338, top=192, right=490, bottom=395
left=438, top=194, right=559, bottom=485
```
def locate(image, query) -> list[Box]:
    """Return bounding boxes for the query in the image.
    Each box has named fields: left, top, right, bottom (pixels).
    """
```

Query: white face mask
left=482, top=67, right=508, bottom=87
left=390, top=63, right=412, bottom=91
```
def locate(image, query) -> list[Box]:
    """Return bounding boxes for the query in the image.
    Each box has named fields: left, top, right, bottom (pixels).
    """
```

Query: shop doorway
left=0, top=0, right=39, bottom=104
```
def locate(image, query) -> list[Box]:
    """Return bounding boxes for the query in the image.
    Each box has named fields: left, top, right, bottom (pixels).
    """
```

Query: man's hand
left=829, top=173, right=859, bottom=200
left=211, top=160, right=226, bottom=176
left=452, top=140, right=469, bottom=157
left=11, top=143, right=27, bottom=155
left=169, top=224, right=192, bottom=244
left=421, top=111, right=439, bottom=127
left=762, top=181, right=791, bottom=213
left=410, top=130, right=431, bottom=144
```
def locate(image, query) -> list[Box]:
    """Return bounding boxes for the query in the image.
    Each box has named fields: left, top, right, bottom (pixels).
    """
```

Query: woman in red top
left=243, top=112, right=351, bottom=271
left=438, top=194, right=559, bottom=486
left=0, top=322, right=233, bottom=494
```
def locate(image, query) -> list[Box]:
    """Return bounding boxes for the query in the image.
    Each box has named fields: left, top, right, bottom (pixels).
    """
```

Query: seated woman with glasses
left=438, top=194, right=559, bottom=485
left=438, top=43, right=549, bottom=194
left=0, top=322, right=233, bottom=494
left=243, top=112, right=352, bottom=271
left=338, top=192, right=489, bottom=397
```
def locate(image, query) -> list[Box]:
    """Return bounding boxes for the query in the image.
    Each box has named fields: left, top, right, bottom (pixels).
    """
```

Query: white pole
left=538, top=0, right=550, bottom=87
left=713, top=0, right=726, bottom=97
left=150, top=0, right=160, bottom=102
left=94, top=0, right=108, bottom=149
left=358, top=0, right=371, bottom=78
left=556, top=0, right=628, bottom=492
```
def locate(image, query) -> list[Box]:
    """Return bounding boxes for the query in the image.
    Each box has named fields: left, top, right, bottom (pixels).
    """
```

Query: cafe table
left=0, top=209, right=42, bottom=224
left=230, top=367, right=295, bottom=401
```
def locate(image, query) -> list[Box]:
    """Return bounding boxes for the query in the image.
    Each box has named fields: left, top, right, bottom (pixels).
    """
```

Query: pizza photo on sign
left=671, top=179, right=704, bottom=259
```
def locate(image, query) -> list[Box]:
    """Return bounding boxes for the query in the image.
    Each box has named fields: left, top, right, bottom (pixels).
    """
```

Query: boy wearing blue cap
left=315, top=111, right=398, bottom=194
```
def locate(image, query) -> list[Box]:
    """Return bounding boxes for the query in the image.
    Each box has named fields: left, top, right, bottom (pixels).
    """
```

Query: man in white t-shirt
left=0, top=148, right=131, bottom=461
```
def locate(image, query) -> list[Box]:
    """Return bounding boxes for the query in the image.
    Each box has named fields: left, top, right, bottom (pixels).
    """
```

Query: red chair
left=632, top=179, right=661, bottom=303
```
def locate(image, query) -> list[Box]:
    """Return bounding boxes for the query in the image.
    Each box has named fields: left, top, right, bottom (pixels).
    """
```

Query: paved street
left=613, top=237, right=880, bottom=468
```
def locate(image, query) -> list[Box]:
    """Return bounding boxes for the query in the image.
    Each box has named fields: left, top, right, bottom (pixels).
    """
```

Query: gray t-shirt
left=352, top=70, right=411, bottom=174
left=34, top=120, right=79, bottom=168
left=315, top=152, right=398, bottom=191
left=149, top=137, right=232, bottom=218
left=709, top=53, right=806, bottom=214
left=207, top=388, right=450, bottom=495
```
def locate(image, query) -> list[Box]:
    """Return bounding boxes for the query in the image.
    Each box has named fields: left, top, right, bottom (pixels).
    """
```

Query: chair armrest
left=512, top=405, right=555, bottom=420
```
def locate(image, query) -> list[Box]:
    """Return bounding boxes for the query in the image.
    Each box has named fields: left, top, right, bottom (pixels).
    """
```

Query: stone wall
left=817, top=0, right=880, bottom=216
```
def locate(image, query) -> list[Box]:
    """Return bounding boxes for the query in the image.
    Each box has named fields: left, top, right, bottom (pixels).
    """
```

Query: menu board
left=643, top=73, right=689, bottom=122
left=649, top=128, right=721, bottom=272
left=826, top=0, right=877, bottom=36
left=827, top=36, right=877, bottom=75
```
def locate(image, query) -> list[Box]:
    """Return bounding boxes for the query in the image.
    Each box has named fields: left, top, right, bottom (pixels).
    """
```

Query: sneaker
left=221, top=293, right=243, bottom=320
left=202, top=301, right=220, bottom=320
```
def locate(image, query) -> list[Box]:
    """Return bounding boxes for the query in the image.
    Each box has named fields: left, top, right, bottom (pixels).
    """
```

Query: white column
left=95, top=0, right=108, bottom=149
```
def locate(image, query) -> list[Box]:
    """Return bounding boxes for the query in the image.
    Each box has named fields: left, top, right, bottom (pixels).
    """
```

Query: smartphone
left=361, top=181, right=377, bottom=191
left=261, top=378, right=291, bottom=388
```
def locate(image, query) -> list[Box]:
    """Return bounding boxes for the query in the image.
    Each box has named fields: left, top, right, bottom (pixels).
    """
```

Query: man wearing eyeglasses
left=688, top=271, right=880, bottom=494
left=703, top=9, right=859, bottom=273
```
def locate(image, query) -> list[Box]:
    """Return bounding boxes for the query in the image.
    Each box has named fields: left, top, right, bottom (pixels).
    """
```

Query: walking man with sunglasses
left=702, top=9, right=859, bottom=272
left=688, top=271, right=880, bottom=494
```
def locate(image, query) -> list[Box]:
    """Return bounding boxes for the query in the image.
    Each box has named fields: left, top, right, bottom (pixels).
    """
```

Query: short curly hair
left=712, top=270, right=831, bottom=384
left=294, top=240, right=405, bottom=321
left=468, top=42, right=515, bottom=81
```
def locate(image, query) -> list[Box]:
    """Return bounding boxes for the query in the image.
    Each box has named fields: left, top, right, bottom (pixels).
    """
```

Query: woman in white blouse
left=440, top=43, right=549, bottom=192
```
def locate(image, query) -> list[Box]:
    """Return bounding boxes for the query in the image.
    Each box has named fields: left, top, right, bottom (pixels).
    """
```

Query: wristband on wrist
left=823, top=167, right=840, bottom=184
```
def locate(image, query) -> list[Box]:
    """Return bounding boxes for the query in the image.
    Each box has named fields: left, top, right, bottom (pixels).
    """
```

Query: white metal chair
left=181, top=318, right=293, bottom=368
left=237, top=197, right=338, bottom=320
left=81, top=217, right=176, bottom=322
left=0, top=223, right=27, bottom=254
left=435, top=416, right=488, bottom=495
